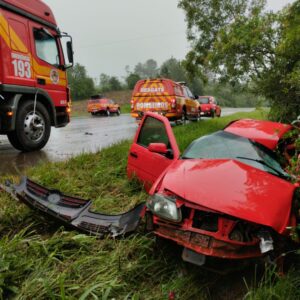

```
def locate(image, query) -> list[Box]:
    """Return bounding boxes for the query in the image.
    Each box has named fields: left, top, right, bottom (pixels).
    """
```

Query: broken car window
left=182, top=131, right=288, bottom=178
left=137, top=116, right=169, bottom=148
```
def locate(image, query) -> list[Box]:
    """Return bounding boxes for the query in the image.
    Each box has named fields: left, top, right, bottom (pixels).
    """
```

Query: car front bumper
left=0, top=177, right=145, bottom=238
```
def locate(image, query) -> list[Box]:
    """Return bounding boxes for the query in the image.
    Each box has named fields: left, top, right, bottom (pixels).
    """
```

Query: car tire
left=217, top=111, right=221, bottom=117
left=7, top=100, right=51, bottom=152
left=116, top=108, right=121, bottom=116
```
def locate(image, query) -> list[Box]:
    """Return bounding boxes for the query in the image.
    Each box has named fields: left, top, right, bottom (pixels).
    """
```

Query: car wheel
left=116, top=108, right=121, bottom=116
left=217, top=111, right=221, bottom=117
left=7, top=100, right=51, bottom=152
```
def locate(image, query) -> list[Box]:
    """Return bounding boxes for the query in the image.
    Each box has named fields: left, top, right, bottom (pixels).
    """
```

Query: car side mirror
left=148, top=143, right=168, bottom=154
left=148, top=143, right=174, bottom=159
left=67, top=41, right=74, bottom=65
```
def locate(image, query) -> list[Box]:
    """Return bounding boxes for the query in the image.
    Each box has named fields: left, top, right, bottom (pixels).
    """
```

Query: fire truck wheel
left=7, top=100, right=51, bottom=152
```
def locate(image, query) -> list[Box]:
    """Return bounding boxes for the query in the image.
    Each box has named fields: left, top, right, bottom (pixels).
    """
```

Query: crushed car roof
left=224, top=119, right=292, bottom=150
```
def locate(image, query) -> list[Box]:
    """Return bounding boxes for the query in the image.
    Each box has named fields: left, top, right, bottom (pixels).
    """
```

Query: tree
left=109, top=76, right=122, bottom=91
left=262, top=1, right=300, bottom=120
left=160, top=57, right=204, bottom=95
left=67, top=63, right=95, bottom=100
left=179, top=0, right=299, bottom=121
left=126, top=73, right=141, bottom=90
left=160, top=57, right=187, bottom=82
left=134, top=59, right=159, bottom=78
left=98, top=73, right=111, bottom=92
left=98, top=74, right=123, bottom=92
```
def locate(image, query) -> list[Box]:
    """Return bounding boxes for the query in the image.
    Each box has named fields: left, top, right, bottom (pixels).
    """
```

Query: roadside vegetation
left=179, top=0, right=300, bottom=122
left=2, top=109, right=300, bottom=299
left=68, top=57, right=260, bottom=114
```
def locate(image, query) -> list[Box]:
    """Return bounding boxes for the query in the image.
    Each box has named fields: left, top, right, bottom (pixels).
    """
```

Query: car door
left=30, top=23, right=67, bottom=106
left=183, top=86, right=199, bottom=118
left=127, top=112, right=180, bottom=190
left=215, top=100, right=221, bottom=116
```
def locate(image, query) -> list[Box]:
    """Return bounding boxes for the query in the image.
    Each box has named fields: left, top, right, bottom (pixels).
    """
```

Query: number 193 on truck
left=0, top=0, right=73, bottom=151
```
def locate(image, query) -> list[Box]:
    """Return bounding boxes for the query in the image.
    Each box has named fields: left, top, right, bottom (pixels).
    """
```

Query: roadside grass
left=2, top=108, right=300, bottom=299
left=244, top=267, right=300, bottom=300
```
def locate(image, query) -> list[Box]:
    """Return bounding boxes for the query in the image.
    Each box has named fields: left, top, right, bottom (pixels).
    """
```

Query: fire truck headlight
left=147, top=193, right=182, bottom=222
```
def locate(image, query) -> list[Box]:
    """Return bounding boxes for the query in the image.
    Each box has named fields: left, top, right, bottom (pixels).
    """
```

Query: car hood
left=160, top=159, right=295, bottom=233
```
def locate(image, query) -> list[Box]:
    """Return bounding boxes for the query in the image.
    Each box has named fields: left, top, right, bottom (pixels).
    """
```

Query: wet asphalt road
left=0, top=108, right=254, bottom=175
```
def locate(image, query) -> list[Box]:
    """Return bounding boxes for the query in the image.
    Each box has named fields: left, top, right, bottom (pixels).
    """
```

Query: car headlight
left=147, top=193, right=182, bottom=222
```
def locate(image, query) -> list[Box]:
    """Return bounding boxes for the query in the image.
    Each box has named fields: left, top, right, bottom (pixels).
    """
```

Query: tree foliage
left=67, top=63, right=95, bottom=101
left=98, top=73, right=123, bottom=92
left=160, top=57, right=187, bottom=82
left=126, top=73, right=141, bottom=90
left=263, top=1, right=300, bottom=120
left=179, top=0, right=300, bottom=121
left=159, top=57, right=204, bottom=95
left=134, top=59, right=159, bottom=78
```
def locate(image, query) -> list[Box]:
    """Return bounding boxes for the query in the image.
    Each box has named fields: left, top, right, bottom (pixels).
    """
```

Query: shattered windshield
left=182, top=131, right=289, bottom=179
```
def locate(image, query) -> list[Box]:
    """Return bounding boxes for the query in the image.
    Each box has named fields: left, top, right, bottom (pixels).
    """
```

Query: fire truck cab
left=0, top=0, right=73, bottom=151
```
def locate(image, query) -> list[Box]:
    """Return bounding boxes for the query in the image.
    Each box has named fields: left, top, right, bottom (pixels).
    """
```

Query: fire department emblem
left=50, top=69, right=59, bottom=84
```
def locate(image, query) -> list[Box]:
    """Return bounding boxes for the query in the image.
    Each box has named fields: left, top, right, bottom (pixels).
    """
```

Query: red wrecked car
left=1, top=113, right=299, bottom=268
left=127, top=113, right=299, bottom=265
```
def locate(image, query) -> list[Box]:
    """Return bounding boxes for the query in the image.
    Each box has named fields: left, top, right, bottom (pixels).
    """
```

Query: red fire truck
left=0, top=0, right=73, bottom=151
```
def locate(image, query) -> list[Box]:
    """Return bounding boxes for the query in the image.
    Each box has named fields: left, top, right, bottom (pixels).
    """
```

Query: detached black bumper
left=1, top=177, right=145, bottom=237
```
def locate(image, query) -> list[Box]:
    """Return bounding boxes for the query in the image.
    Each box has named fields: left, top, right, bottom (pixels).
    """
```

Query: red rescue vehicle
left=130, top=79, right=201, bottom=122
left=0, top=0, right=73, bottom=151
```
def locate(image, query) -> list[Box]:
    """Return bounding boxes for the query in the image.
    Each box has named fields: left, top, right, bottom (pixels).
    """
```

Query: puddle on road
left=0, top=150, right=52, bottom=176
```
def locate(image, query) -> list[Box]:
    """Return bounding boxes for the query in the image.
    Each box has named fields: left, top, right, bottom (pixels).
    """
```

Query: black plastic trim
left=0, top=177, right=146, bottom=238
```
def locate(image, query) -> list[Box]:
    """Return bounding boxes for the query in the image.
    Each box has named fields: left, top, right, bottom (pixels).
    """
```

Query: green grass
left=2, top=109, right=300, bottom=299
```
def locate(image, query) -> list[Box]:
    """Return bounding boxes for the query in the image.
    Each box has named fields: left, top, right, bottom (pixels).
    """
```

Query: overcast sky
left=44, top=0, right=295, bottom=80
